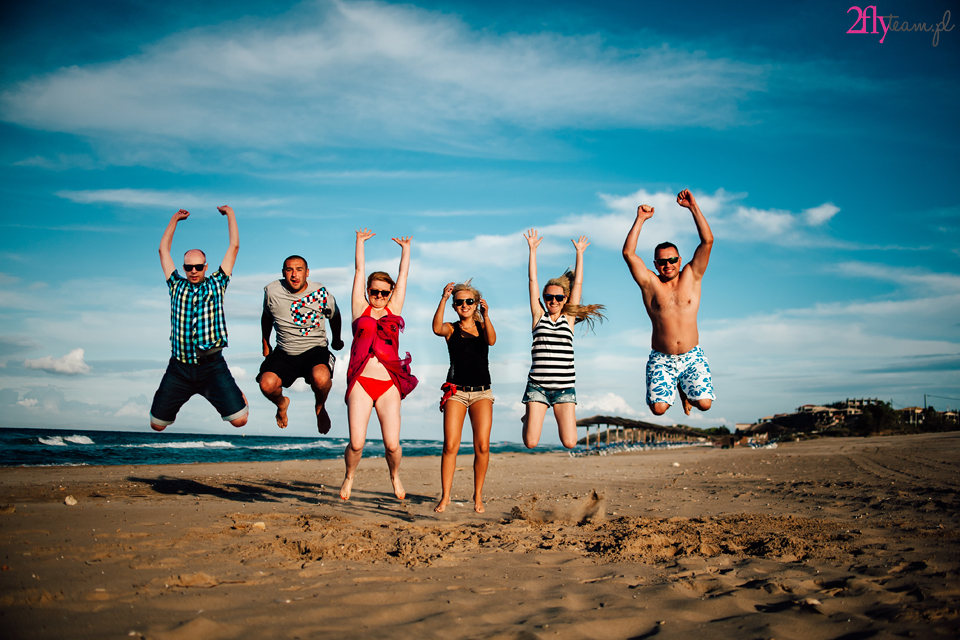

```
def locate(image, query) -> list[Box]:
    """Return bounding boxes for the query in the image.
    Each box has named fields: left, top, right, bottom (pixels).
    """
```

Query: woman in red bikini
left=340, top=229, right=418, bottom=501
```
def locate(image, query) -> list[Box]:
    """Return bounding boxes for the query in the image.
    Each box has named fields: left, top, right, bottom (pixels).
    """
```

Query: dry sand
left=2, top=432, right=959, bottom=639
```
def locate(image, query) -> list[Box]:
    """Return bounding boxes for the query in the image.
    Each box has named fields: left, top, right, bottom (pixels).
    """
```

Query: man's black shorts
left=257, top=345, right=335, bottom=388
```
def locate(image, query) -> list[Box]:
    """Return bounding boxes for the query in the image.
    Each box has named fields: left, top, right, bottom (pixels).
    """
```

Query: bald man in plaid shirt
left=149, top=206, right=249, bottom=431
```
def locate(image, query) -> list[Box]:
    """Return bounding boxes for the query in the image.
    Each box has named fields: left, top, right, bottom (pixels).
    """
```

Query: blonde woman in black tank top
left=431, top=280, right=497, bottom=513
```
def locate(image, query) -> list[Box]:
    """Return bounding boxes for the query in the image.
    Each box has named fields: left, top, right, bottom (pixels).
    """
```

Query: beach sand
left=2, top=431, right=958, bottom=639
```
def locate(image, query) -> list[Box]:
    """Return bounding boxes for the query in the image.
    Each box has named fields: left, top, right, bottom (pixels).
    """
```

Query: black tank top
left=446, top=321, right=491, bottom=386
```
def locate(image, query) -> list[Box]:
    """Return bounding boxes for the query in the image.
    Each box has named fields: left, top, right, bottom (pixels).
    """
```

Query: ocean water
left=0, top=428, right=567, bottom=468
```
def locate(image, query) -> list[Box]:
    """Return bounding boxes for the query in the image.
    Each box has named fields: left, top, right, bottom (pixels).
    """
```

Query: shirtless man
left=258, top=256, right=343, bottom=433
left=622, top=189, right=716, bottom=416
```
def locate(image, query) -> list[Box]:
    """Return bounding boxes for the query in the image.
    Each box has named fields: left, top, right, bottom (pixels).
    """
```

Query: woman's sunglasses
left=453, top=298, right=476, bottom=307
left=543, top=294, right=566, bottom=302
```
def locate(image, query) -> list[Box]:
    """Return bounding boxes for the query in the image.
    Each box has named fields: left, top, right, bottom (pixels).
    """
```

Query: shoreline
left=2, top=432, right=958, bottom=638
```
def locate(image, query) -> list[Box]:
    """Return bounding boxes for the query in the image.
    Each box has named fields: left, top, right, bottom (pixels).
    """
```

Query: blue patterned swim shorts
left=645, top=345, right=716, bottom=406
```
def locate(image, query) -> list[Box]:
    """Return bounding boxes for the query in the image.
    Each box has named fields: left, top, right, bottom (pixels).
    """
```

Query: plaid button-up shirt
left=167, top=268, right=230, bottom=364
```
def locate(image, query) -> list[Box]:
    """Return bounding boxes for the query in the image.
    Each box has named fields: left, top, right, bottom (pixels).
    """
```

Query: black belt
left=456, top=384, right=490, bottom=392
left=195, top=349, right=223, bottom=364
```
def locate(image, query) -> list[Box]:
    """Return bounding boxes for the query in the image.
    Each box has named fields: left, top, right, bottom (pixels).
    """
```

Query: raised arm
left=352, top=229, right=375, bottom=320
left=217, top=206, right=239, bottom=276
left=676, top=190, right=714, bottom=279
left=569, top=236, right=589, bottom=306
left=622, top=205, right=658, bottom=287
left=432, top=282, right=455, bottom=338
left=479, top=297, right=497, bottom=346
left=159, top=210, right=190, bottom=279
left=524, top=229, right=544, bottom=326
left=390, top=236, right=412, bottom=315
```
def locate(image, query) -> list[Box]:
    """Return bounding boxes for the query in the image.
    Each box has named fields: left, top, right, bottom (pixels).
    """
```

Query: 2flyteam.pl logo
left=847, top=6, right=954, bottom=46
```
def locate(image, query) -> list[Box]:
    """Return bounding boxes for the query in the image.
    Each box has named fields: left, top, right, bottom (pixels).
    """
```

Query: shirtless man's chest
left=643, top=271, right=702, bottom=355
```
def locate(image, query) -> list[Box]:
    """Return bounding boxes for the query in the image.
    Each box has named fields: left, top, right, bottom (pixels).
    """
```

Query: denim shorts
left=522, top=380, right=576, bottom=406
left=150, top=354, right=247, bottom=426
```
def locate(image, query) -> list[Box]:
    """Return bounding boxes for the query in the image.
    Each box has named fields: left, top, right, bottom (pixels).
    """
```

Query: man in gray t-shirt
left=258, top=255, right=343, bottom=433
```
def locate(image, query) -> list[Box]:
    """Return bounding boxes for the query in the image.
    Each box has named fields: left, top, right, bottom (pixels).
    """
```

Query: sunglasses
left=368, top=288, right=392, bottom=298
left=543, top=294, right=566, bottom=303
left=183, top=263, right=206, bottom=272
left=453, top=298, right=476, bottom=307
left=655, top=256, right=679, bottom=266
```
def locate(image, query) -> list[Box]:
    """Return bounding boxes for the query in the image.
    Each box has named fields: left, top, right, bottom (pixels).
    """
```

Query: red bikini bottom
left=357, top=376, right=396, bottom=402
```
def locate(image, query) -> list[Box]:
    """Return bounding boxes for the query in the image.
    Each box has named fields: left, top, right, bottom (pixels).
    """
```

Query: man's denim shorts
left=522, top=380, right=576, bottom=407
left=150, top=354, right=247, bottom=426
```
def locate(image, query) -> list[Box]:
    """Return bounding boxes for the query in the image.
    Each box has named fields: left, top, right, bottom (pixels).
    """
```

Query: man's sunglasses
left=183, top=263, right=206, bottom=272
left=654, top=257, right=679, bottom=266
left=368, top=288, right=392, bottom=298
left=453, top=298, right=476, bottom=307
left=543, top=294, right=566, bottom=303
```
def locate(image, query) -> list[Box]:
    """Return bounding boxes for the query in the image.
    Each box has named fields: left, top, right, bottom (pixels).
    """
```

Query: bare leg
left=259, top=372, right=290, bottom=428
left=522, top=402, right=548, bottom=449
left=436, top=401, right=466, bottom=513
left=678, top=384, right=712, bottom=414
left=373, top=385, right=405, bottom=500
left=468, top=399, right=493, bottom=513
left=229, top=393, right=249, bottom=428
left=553, top=402, right=578, bottom=448
left=678, top=384, right=693, bottom=416
left=650, top=402, right=670, bottom=416
left=342, top=385, right=374, bottom=500
left=310, top=364, right=333, bottom=434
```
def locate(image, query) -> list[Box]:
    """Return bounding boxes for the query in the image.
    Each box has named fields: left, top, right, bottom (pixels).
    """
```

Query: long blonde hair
left=452, top=279, right=483, bottom=323
left=544, top=270, right=605, bottom=332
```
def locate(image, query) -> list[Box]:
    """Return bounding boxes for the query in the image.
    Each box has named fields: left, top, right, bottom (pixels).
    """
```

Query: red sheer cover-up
left=345, top=306, right=418, bottom=402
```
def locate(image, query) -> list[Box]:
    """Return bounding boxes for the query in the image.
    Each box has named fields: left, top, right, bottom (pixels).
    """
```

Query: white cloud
left=804, top=203, right=840, bottom=226
left=55, top=189, right=287, bottom=210
left=418, top=234, right=524, bottom=270
left=17, top=398, right=38, bottom=407
left=23, top=348, right=91, bottom=375
left=229, top=366, right=248, bottom=380
left=115, top=400, right=148, bottom=418
left=0, top=0, right=765, bottom=160
left=13, top=154, right=96, bottom=171
left=416, top=187, right=851, bottom=271
left=575, top=392, right=641, bottom=417
left=836, top=262, right=960, bottom=293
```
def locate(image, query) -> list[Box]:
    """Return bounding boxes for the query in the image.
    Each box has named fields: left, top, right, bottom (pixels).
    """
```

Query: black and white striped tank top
left=528, top=314, right=575, bottom=389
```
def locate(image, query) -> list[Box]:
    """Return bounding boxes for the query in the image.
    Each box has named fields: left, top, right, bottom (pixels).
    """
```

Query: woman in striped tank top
left=522, top=229, right=605, bottom=449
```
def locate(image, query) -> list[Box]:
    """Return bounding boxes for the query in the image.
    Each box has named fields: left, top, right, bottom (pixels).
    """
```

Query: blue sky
left=1, top=0, right=957, bottom=442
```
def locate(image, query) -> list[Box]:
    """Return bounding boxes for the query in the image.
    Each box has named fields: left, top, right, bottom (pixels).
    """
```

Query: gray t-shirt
left=263, top=280, right=337, bottom=356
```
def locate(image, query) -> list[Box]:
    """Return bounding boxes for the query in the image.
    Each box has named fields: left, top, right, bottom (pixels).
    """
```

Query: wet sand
left=2, top=431, right=958, bottom=639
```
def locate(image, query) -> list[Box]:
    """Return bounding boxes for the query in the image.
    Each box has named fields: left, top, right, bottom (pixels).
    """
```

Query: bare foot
left=391, top=475, right=406, bottom=500
left=434, top=497, right=450, bottom=513
left=339, top=476, right=353, bottom=500
left=316, top=404, right=331, bottom=434
left=678, top=385, right=693, bottom=416
left=275, top=395, right=290, bottom=428
left=473, top=494, right=485, bottom=513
